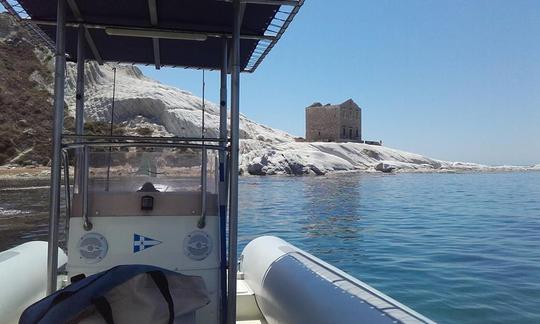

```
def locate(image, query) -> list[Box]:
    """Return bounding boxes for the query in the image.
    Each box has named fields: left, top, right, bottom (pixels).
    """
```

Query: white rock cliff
left=63, top=63, right=536, bottom=175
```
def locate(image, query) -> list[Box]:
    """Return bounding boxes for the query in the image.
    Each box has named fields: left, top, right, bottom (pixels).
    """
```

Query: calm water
left=2, top=172, right=540, bottom=323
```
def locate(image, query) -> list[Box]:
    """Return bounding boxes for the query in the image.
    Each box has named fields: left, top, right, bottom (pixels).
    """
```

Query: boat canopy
left=8, top=0, right=303, bottom=71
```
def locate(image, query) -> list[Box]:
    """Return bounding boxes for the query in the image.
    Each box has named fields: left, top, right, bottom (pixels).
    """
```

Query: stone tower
left=305, top=99, right=362, bottom=142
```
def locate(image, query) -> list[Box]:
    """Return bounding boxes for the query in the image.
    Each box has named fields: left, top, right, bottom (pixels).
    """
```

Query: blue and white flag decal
left=133, top=233, right=162, bottom=253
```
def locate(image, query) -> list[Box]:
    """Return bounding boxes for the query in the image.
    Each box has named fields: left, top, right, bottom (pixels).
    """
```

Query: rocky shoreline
left=1, top=163, right=538, bottom=182
left=0, top=166, right=51, bottom=180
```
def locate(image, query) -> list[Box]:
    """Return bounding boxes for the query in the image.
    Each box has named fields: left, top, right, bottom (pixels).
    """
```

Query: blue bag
left=19, top=264, right=210, bottom=324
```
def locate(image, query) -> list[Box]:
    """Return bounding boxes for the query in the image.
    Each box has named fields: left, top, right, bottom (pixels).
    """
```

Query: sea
left=1, top=172, right=539, bottom=323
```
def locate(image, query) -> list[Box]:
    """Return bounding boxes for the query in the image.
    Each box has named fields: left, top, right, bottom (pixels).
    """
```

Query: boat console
left=68, top=149, right=221, bottom=323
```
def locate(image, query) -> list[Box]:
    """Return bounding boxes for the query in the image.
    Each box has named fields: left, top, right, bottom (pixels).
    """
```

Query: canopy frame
left=2, top=0, right=304, bottom=72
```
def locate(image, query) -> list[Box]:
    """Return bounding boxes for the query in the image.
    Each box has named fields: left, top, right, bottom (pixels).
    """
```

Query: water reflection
left=0, top=178, right=67, bottom=250
left=300, top=175, right=363, bottom=241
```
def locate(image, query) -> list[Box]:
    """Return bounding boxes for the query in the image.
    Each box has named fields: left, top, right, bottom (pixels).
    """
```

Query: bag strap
left=92, top=296, right=115, bottom=324
left=149, top=271, right=175, bottom=324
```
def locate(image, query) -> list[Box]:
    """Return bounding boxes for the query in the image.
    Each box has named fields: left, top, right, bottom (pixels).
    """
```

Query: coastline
left=0, top=166, right=51, bottom=180
left=1, top=164, right=539, bottom=182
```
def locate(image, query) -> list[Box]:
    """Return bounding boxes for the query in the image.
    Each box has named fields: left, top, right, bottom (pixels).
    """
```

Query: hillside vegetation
left=0, top=13, right=127, bottom=166
left=0, top=14, right=55, bottom=165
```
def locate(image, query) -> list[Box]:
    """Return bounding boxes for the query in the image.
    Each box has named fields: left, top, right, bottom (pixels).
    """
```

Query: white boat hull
left=0, top=242, right=67, bottom=324
left=0, top=237, right=434, bottom=324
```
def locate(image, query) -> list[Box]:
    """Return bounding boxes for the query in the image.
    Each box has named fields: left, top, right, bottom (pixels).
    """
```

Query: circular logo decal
left=183, top=230, right=212, bottom=261
left=78, top=233, right=108, bottom=264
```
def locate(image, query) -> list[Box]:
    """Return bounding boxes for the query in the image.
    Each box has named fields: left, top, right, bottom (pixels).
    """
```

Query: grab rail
left=81, top=146, right=92, bottom=231
left=62, top=134, right=227, bottom=143
left=62, top=142, right=226, bottom=151
left=198, top=147, right=208, bottom=229
left=62, top=143, right=221, bottom=231
left=61, top=150, right=71, bottom=220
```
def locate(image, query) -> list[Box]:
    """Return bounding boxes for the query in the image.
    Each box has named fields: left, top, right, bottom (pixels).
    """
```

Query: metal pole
left=199, top=70, right=207, bottom=228
left=227, top=1, right=241, bottom=322
left=82, top=146, right=91, bottom=231
left=62, top=149, right=71, bottom=242
left=202, top=70, right=205, bottom=135
left=105, top=67, right=117, bottom=192
left=219, top=38, right=229, bottom=324
left=62, top=150, right=71, bottom=220
left=47, top=0, right=66, bottom=295
left=74, top=25, right=85, bottom=195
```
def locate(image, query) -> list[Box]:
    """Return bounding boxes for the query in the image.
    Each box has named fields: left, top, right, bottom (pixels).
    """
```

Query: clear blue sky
left=139, top=0, right=540, bottom=166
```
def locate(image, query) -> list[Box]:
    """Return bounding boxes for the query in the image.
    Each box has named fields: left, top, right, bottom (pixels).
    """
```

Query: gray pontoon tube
left=240, top=236, right=436, bottom=324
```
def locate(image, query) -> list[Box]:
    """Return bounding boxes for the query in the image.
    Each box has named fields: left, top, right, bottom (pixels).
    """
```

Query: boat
left=0, top=0, right=435, bottom=323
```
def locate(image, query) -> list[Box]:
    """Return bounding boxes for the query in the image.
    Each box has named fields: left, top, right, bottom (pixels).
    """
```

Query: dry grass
left=0, top=14, right=55, bottom=166
left=0, top=14, right=128, bottom=166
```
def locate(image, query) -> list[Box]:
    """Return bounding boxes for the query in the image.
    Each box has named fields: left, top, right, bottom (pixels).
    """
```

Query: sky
left=138, top=0, right=540, bottom=166
left=3, top=2, right=538, bottom=165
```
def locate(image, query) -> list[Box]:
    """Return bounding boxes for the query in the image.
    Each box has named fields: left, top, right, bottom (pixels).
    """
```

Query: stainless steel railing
left=61, top=138, right=227, bottom=234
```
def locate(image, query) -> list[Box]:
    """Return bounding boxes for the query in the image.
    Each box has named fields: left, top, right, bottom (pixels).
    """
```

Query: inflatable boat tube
left=240, top=236, right=435, bottom=324
left=0, top=241, right=67, bottom=324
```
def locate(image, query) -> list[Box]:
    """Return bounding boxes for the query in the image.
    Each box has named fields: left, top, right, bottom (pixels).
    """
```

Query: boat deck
left=236, top=278, right=267, bottom=324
